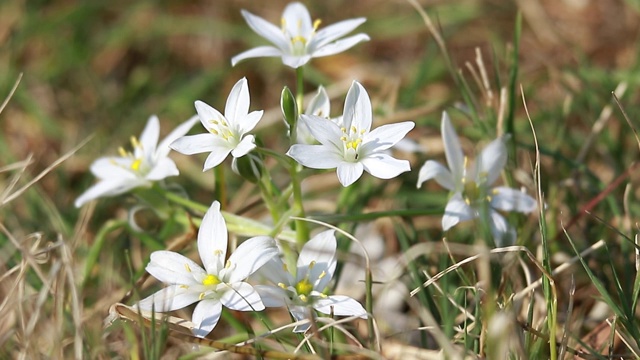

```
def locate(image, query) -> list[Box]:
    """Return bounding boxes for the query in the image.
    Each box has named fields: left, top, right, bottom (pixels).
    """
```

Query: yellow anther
left=130, top=159, right=142, bottom=171
left=210, top=128, right=219, bottom=135
left=341, top=127, right=346, bottom=133
left=225, top=260, right=231, bottom=269
left=309, top=260, right=316, bottom=269
left=130, top=136, right=140, bottom=149
left=340, top=136, right=347, bottom=141
left=360, top=129, right=366, bottom=135
left=209, top=119, right=219, bottom=125
left=180, top=285, right=189, bottom=289
left=313, top=19, right=322, bottom=30
left=214, top=249, right=223, bottom=256
left=199, top=292, right=205, bottom=300
left=118, top=147, right=127, bottom=157
left=318, top=270, right=326, bottom=279
left=298, top=294, right=308, bottom=302
left=281, top=17, right=286, bottom=29
left=185, top=264, right=192, bottom=272
left=351, top=126, right=357, bottom=133
left=202, top=274, right=220, bottom=286
left=278, top=282, right=287, bottom=289
left=319, top=293, right=328, bottom=299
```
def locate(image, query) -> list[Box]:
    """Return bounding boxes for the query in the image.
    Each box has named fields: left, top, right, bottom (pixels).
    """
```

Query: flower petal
left=238, top=110, right=263, bottom=135
left=360, top=153, right=410, bottom=180
left=314, top=295, right=367, bottom=318
left=203, top=147, right=233, bottom=171
left=442, top=193, right=477, bottom=231
left=490, top=187, right=537, bottom=213
left=231, top=46, right=283, bottom=66
left=226, top=236, right=278, bottom=282
left=342, top=81, right=372, bottom=132
left=254, top=285, right=290, bottom=307
left=300, top=115, right=343, bottom=149
left=254, top=255, right=295, bottom=285
left=308, top=18, right=367, bottom=50
left=89, top=157, right=138, bottom=180
left=221, top=282, right=265, bottom=311
left=281, top=54, right=312, bottom=69
left=282, top=2, right=313, bottom=38
left=156, top=115, right=199, bottom=159
left=287, top=144, right=343, bottom=169
left=305, top=86, right=330, bottom=117
left=290, top=306, right=312, bottom=333
left=74, top=178, right=140, bottom=207
left=336, top=161, right=364, bottom=187
left=298, top=230, right=336, bottom=290
left=239, top=9, right=289, bottom=51
left=138, top=115, right=160, bottom=158
left=225, top=78, right=250, bottom=126
left=416, top=160, right=455, bottom=191
left=361, top=121, right=415, bottom=152
left=475, top=137, right=507, bottom=185
left=441, top=112, right=465, bottom=182
left=170, top=133, right=220, bottom=155
left=489, top=211, right=516, bottom=247
left=145, top=157, right=179, bottom=181
left=192, top=299, right=222, bottom=338
left=137, top=285, right=200, bottom=312
left=194, top=100, right=226, bottom=131
left=198, top=201, right=227, bottom=275
left=311, top=34, right=370, bottom=58
left=146, top=250, right=205, bottom=285
left=231, top=134, right=256, bottom=158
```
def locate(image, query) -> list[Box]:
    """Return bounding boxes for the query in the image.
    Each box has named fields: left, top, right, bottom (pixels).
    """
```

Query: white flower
left=416, top=112, right=537, bottom=246
left=232, top=2, right=370, bottom=69
left=296, top=85, right=331, bottom=145
left=287, top=81, right=415, bottom=187
left=254, top=230, right=367, bottom=333
left=170, top=78, right=263, bottom=171
left=74, top=115, right=198, bottom=207
left=137, top=201, right=278, bottom=338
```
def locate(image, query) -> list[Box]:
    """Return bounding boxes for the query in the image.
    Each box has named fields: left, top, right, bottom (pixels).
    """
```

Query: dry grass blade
left=0, top=73, right=22, bottom=115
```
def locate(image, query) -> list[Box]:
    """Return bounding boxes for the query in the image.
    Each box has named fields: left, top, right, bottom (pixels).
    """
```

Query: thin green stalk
left=81, top=219, right=128, bottom=289
left=289, top=158, right=309, bottom=245
left=214, top=165, right=226, bottom=207
left=295, top=66, right=304, bottom=116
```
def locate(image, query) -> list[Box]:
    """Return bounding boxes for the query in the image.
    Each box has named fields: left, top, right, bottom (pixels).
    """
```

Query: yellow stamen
left=209, top=119, right=219, bottom=125
left=210, top=128, right=219, bottom=135
left=118, top=147, right=127, bottom=157
left=278, top=282, right=287, bottom=289
left=180, top=285, right=189, bottom=289
left=309, top=261, right=316, bottom=269
left=130, top=159, right=142, bottom=171
left=318, top=271, right=326, bottom=279
left=351, top=126, right=357, bottom=133
left=185, top=264, right=192, bottom=272
left=225, top=260, right=231, bottom=269
left=298, top=294, right=308, bottom=302
left=199, top=292, right=205, bottom=300
left=202, top=274, right=220, bottom=286
left=313, top=19, right=322, bottom=30
left=130, top=136, right=140, bottom=149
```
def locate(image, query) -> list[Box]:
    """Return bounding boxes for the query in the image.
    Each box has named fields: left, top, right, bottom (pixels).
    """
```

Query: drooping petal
left=416, top=160, right=456, bottom=191
left=74, top=178, right=141, bottom=207
left=225, top=78, right=250, bottom=126
left=361, top=121, right=415, bottom=152
left=314, top=295, right=368, bottom=318
left=230, top=135, right=256, bottom=158
left=254, top=285, right=290, bottom=307
left=305, top=86, right=330, bottom=117
left=239, top=9, right=289, bottom=51
left=226, top=236, right=278, bottom=282
left=145, top=157, right=179, bottom=181
left=281, top=54, right=313, bottom=69
left=360, top=153, right=410, bottom=180
left=308, top=18, right=367, bottom=50
left=138, top=115, right=160, bottom=158
left=282, top=2, right=314, bottom=38
left=442, top=193, right=477, bottom=231
left=221, top=282, right=265, bottom=311
left=170, top=133, right=220, bottom=155
left=137, top=285, right=200, bottom=312
left=488, top=210, right=516, bottom=247
left=490, top=187, right=537, bottom=213
left=297, top=230, right=336, bottom=290
left=198, top=201, right=227, bottom=275
left=156, top=115, right=199, bottom=159
left=191, top=299, right=222, bottom=338
left=287, top=144, right=343, bottom=169
left=342, top=81, right=372, bottom=132
left=475, top=137, right=507, bottom=186
left=300, top=115, right=344, bottom=149
left=336, top=161, right=364, bottom=187
left=231, top=46, right=283, bottom=67
left=203, top=147, right=233, bottom=171
left=290, top=306, right=313, bottom=333
left=310, top=34, right=371, bottom=58
left=89, top=157, right=138, bottom=180
left=146, top=250, right=205, bottom=285
left=194, top=100, right=227, bottom=131
left=441, top=112, right=465, bottom=183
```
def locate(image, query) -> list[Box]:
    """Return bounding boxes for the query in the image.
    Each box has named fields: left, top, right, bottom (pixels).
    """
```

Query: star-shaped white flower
left=137, top=201, right=279, bottom=338
left=287, top=81, right=415, bottom=187
left=170, top=78, right=263, bottom=171
left=417, top=112, right=537, bottom=246
left=231, top=2, right=370, bottom=69
left=74, top=115, right=198, bottom=208
left=254, top=230, right=367, bottom=333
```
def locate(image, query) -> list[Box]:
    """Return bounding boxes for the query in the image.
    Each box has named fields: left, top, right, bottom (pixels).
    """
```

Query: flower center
left=295, top=278, right=313, bottom=299
left=281, top=17, right=322, bottom=56
left=202, top=274, right=221, bottom=286
left=207, top=118, right=236, bottom=144
left=116, top=136, right=149, bottom=174
left=340, top=126, right=366, bottom=162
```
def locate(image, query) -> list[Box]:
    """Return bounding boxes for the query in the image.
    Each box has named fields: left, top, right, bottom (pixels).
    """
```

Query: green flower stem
left=214, top=165, right=226, bottom=207
left=81, top=219, right=128, bottom=289
left=295, top=66, right=304, bottom=120
left=312, top=208, right=443, bottom=222
left=289, top=159, right=309, bottom=245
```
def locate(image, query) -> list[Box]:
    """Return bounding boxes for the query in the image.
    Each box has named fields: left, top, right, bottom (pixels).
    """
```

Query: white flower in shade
left=254, top=230, right=367, bottom=333
left=416, top=112, right=537, bottom=246
left=170, top=78, right=263, bottom=171
left=74, top=115, right=198, bottom=207
left=287, top=81, right=415, bottom=187
left=296, top=85, right=331, bottom=145
left=137, top=201, right=278, bottom=338
left=231, top=2, right=370, bottom=69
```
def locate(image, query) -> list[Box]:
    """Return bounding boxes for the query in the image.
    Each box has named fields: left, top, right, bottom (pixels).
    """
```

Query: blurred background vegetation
left=3, top=0, right=640, bottom=357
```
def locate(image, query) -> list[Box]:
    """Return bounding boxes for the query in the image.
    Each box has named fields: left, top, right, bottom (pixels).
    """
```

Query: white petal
left=298, top=230, right=336, bottom=290
left=441, top=112, right=465, bottom=182
left=240, top=9, right=289, bottom=51
left=89, top=157, right=138, bottom=180
left=475, top=137, right=507, bottom=185
left=192, top=299, right=222, bottom=338
left=314, top=295, right=367, bottom=318
left=225, top=78, right=250, bottom=126
left=287, top=144, right=343, bottom=169
left=156, top=115, right=199, bottom=158
left=489, top=211, right=516, bottom=247
left=231, top=46, right=283, bottom=66
left=203, top=147, right=233, bottom=171
left=170, top=133, right=220, bottom=155
left=282, top=2, right=313, bottom=38
left=146, top=250, right=205, bottom=285
left=360, top=153, right=410, bottom=180
left=226, top=236, right=278, bottom=282
left=145, top=157, right=179, bottom=181
left=254, top=285, right=290, bottom=307
left=311, top=34, right=370, bottom=58
left=198, top=201, right=227, bottom=275
left=281, top=54, right=312, bottom=69
left=137, top=285, right=200, bottom=312
left=74, top=178, right=140, bottom=207
left=255, top=255, right=295, bottom=285
left=221, top=282, right=265, bottom=311
left=342, top=81, right=372, bottom=132
left=336, top=161, right=364, bottom=187
left=290, top=306, right=312, bottom=333
left=416, top=160, right=455, bottom=191
left=306, top=86, right=330, bottom=118
left=194, top=100, right=226, bottom=131
left=138, top=115, right=160, bottom=157
left=300, top=115, right=343, bottom=149
left=237, top=110, right=263, bottom=135
left=231, top=135, right=256, bottom=158
left=490, top=187, right=537, bottom=213
left=361, top=121, right=415, bottom=152
left=308, top=18, right=367, bottom=50
left=442, top=193, right=477, bottom=231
